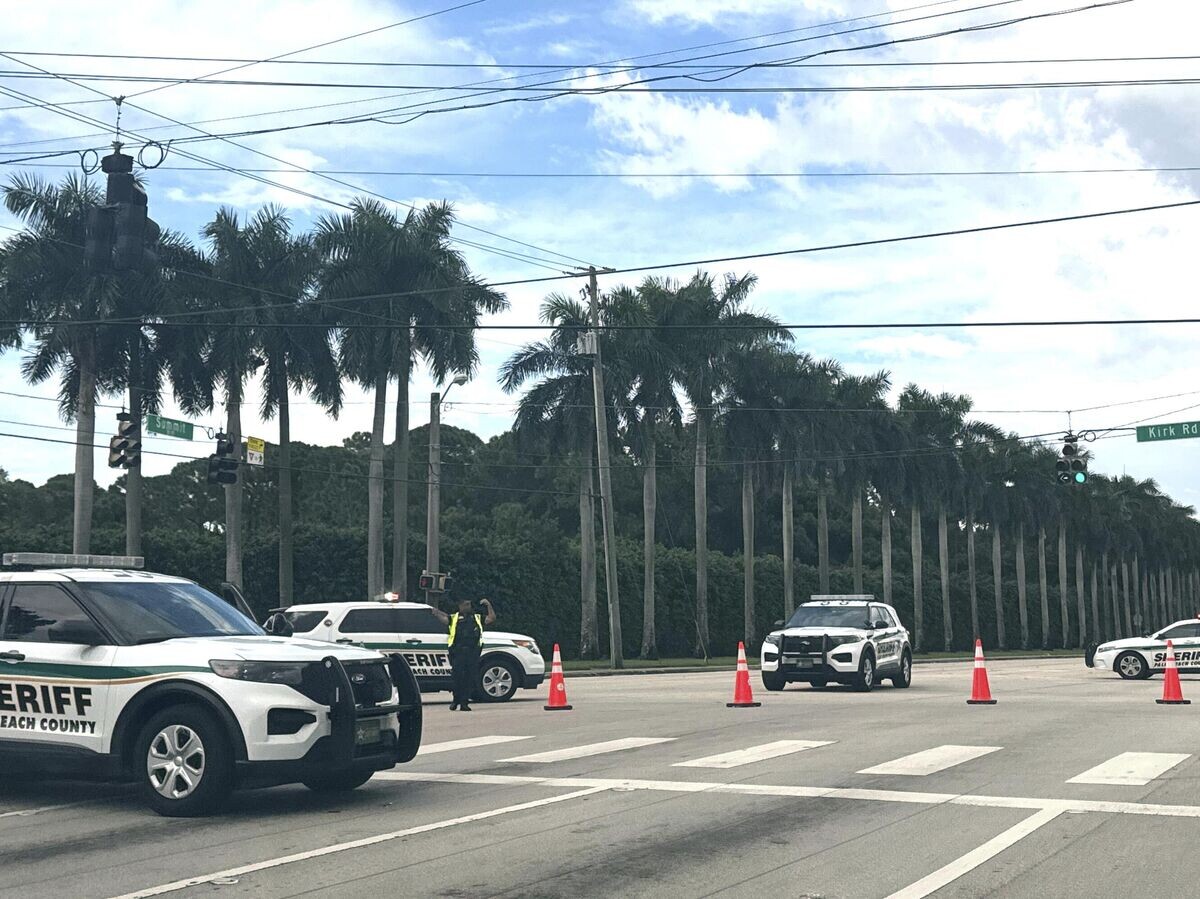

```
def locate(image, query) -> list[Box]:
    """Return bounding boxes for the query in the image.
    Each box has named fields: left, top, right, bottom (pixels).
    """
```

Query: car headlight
left=1096, top=643, right=1114, bottom=653
left=764, top=633, right=782, bottom=647
left=826, top=635, right=861, bottom=647
left=210, top=660, right=307, bottom=686
left=512, top=639, right=540, bottom=655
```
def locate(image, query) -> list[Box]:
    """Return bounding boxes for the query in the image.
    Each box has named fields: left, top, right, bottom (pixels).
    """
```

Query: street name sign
left=1136, top=421, right=1200, bottom=443
left=245, top=436, right=266, bottom=466
left=145, top=414, right=193, bottom=440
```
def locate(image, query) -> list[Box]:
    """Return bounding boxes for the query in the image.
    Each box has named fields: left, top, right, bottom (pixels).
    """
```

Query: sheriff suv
left=760, top=596, right=912, bottom=692
left=270, top=601, right=545, bottom=703
left=0, top=554, right=423, bottom=817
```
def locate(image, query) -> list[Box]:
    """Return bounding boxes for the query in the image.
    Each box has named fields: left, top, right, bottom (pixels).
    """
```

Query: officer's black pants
left=450, top=649, right=480, bottom=706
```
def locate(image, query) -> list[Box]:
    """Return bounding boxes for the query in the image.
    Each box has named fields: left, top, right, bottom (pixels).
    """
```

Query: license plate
left=354, top=718, right=383, bottom=746
left=791, top=659, right=814, bottom=669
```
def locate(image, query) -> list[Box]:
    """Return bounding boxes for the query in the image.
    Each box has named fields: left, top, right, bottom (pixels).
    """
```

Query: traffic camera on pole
left=107, top=411, right=140, bottom=470
left=1057, top=434, right=1087, bottom=486
left=206, top=431, right=239, bottom=485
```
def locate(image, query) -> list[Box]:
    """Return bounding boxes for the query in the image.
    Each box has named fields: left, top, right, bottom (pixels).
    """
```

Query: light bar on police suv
left=1, top=552, right=145, bottom=570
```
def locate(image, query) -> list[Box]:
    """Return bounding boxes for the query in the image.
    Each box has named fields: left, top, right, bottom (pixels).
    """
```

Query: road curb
left=563, top=654, right=1074, bottom=677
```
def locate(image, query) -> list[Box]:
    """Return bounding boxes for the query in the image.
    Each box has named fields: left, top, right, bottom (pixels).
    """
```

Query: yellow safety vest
left=448, top=613, right=483, bottom=648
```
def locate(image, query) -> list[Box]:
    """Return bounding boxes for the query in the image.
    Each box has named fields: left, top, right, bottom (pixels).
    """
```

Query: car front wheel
left=761, top=669, right=787, bottom=691
left=1116, top=650, right=1152, bottom=680
left=135, top=705, right=233, bottom=818
left=477, top=658, right=521, bottom=702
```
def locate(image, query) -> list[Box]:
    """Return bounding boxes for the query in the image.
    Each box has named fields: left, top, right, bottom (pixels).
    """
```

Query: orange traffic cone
left=727, top=642, right=762, bottom=708
left=1157, top=639, right=1190, bottom=705
left=967, top=638, right=997, bottom=705
left=544, top=643, right=573, bottom=711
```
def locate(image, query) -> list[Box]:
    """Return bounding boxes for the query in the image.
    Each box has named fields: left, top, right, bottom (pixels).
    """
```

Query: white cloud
left=621, top=0, right=839, bottom=26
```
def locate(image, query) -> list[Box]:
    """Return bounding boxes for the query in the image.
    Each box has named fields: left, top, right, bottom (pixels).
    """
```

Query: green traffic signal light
left=1074, top=470, right=1087, bottom=484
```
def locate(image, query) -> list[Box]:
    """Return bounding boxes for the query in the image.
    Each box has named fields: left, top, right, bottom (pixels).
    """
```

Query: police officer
left=429, top=597, right=496, bottom=711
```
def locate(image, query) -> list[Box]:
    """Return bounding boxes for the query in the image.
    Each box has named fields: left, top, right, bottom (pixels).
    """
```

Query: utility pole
left=587, top=266, right=623, bottom=668
left=424, top=375, right=467, bottom=605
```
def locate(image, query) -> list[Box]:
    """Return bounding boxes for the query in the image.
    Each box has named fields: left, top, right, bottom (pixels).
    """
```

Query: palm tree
left=668, top=272, right=788, bottom=656
left=501, top=290, right=635, bottom=660
left=2, top=173, right=119, bottom=554
left=317, top=200, right=505, bottom=600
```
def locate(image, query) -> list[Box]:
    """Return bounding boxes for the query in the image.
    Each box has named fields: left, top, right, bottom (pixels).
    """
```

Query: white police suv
left=0, top=554, right=422, bottom=817
left=1087, top=618, right=1200, bottom=679
left=270, top=600, right=545, bottom=702
left=760, top=596, right=912, bottom=692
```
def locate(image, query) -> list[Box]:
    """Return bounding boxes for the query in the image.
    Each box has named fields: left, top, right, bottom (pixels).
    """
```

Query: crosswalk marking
left=419, top=736, right=533, bottom=756
left=858, top=744, right=1002, bottom=777
left=1067, top=752, right=1191, bottom=786
left=673, top=740, right=835, bottom=769
left=500, top=737, right=674, bottom=763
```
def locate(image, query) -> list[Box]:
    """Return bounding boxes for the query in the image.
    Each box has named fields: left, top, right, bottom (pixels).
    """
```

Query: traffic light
left=418, top=571, right=452, bottom=593
left=107, top=412, right=140, bottom=469
left=206, top=431, right=239, bottom=485
left=85, top=147, right=161, bottom=274
left=1058, top=435, right=1087, bottom=486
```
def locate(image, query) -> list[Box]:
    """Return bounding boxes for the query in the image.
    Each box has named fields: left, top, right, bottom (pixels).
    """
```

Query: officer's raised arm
left=428, top=605, right=449, bottom=625
left=481, top=597, right=497, bottom=625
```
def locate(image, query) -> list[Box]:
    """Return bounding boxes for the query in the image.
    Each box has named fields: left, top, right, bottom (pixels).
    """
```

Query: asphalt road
left=4, top=657, right=1200, bottom=899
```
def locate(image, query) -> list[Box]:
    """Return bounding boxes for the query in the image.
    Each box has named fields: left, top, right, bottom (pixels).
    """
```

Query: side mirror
left=774, top=620, right=784, bottom=628
left=49, top=620, right=103, bottom=645
left=864, top=621, right=877, bottom=630
left=874, top=620, right=889, bottom=630
left=264, top=613, right=294, bottom=638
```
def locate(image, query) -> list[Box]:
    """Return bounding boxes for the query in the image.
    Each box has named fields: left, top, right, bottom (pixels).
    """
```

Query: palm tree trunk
left=278, top=376, right=293, bottom=606
left=742, top=465, right=755, bottom=647
left=1121, top=558, right=1132, bottom=637
left=1111, top=565, right=1121, bottom=635
left=938, top=501, right=952, bottom=651
left=366, top=369, right=387, bottom=600
left=966, top=506, right=979, bottom=640
left=992, top=522, right=1005, bottom=649
left=72, top=342, right=96, bottom=555
left=1167, top=567, right=1176, bottom=622
left=881, top=496, right=894, bottom=609
left=694, top=414, right=709, bottom=657
left=1149, top=568, right=1159, bottom=626
left=852, top=488, right=864, bottom=594
left=1090, top=561, right=1100, bottom=644
left=640, top=433, right=658, bottom=659
left=579, top=442, right=598, bottom=659
left=1016, top=522, right=1029, bottom=649
left=225, top=384, right=244, bottom=589
left=1100, top=549, right=1111, bottom=638
left=911, top=505, right=924, bottom=652
left=390, top=352, right=411, bottom=599
left=782, top=465, right=795, bottom=617
left=1132, top=555, right=1142, bottom=631
left=1075, top=545, right=1086, bottom=649
left=817, top=481, right=830, bottom=594
left=1037, top=527, right=1049, bottom=649
left=125, top=341, right=143, bottom=557
left=1057, top=518, right=1069, bottom=648
left=1142, top=565, right=1151, bottom=630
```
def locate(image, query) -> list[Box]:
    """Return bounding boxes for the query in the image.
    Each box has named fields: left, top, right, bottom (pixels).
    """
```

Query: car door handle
left=0, top=650, right=25, bottom=662
left=336, top=638, right=355, bottom=644
left=405, top=638, right=422, bottom=644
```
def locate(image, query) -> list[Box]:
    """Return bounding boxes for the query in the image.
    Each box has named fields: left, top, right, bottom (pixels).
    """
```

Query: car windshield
left=785, top=606, right=871, bottom=629
left=81, top=581, right=264, bottom=643
left=283, top=610, right=327, bottom=633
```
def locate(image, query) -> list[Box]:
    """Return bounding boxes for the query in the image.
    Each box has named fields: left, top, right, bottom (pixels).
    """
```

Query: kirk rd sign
left=1136, top=421, right=1200, bottom=442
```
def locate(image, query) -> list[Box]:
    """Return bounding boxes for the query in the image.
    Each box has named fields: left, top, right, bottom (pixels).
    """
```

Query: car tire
left=761, top=670, right=787, bottom=691
left=891, top=650, right=913, bottom=688
left=854, top=649, right=876, bottom=693
left=476, top=657, right=521, bottom=703
left=302, top=769, right=375, bottom=793
left=1116, top=650, right=1152, bottom=680
left=134, top=704, right=234, bottom=818
left=809, top=678, right=828, bottom=689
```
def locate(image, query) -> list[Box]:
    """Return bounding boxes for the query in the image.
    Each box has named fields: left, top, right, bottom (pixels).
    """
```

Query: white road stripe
left=1067, top=751, right=1191, bottom=786
left=858, top=745, right=1002, bottom=777
left=673, top=740, right=834, bottom=769
left=419, top=735, right=533, bottom=755
left=0, top=798, right=107, bottom=820
left=500, top=737, right=674, bottom=763
left=106, top=786, right=608, bottom=899
left=883, top=807, right=1064, bottom=899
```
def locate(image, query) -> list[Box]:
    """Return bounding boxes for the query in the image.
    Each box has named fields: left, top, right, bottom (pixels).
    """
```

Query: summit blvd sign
left=1136, top=421, right=1200, bottom=443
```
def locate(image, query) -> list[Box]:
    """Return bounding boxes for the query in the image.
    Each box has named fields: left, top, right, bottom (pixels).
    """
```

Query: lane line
left=858, top=745, right=1002, bottom=777
left=0, top=798, right=104, bottom=820
left=673, top=740, right=835, bottom=769
left=380, top=771, right=1200, bottom=817
left=1066, top=752, right=1191, bottom=786
left=500, top=737, right=674, bottom=763
left=107, top=786, right=608, bottom=899
left=419, top=735, right=533, bottom=755
left=882, top=808, right=1064, bottom=899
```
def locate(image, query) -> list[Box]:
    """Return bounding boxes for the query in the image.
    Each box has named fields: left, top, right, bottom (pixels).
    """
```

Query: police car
left=0, top=554, right=422, bottom=817
left=1088, top=617, right=1200, bottom=679
left=270, top=600, right=545, bottom=702
left=760, top=596, right=912, bottom=692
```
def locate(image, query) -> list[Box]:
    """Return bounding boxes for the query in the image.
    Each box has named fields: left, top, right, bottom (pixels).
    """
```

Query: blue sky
left=1, top=0, right=1199, bottom=511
